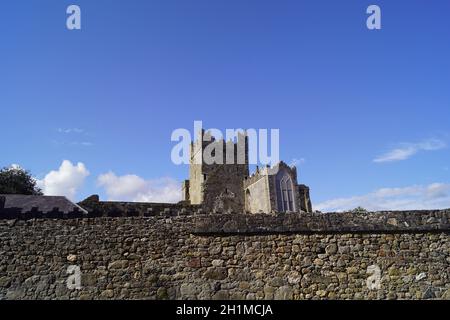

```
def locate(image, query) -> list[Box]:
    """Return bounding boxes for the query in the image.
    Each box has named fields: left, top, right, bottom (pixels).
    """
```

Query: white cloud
left=37, top=160, right=90, bottom=201
left=373, top=138, right=446, bottom=163
left=54, top=128, right=93, bottom=146
left=71, top=141, right=94, bottom=147
left=315, top=182, right=450, bottom=212
left=57, top=128, right=85, bottom=134
left=97, top=172, right=181, bottom=203
left=51, top=140, right=94, bottom=147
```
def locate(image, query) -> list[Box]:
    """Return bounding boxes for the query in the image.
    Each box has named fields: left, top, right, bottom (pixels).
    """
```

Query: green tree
left=351, top=206, right=368, bottom=214
left=0, top=166, right=43, bottom=195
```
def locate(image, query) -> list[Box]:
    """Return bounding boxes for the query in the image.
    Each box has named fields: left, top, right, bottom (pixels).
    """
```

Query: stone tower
left=182, top=129, right=249, bottom=213
left=181, top=129, right=313, bottom=214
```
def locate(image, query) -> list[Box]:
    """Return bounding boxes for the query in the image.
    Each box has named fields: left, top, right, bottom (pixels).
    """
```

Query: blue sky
left=1, top=1, right=449, bottom=210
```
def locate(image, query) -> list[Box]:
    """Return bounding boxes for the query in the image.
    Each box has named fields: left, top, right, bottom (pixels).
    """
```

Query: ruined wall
left=77, top=196, right=201, bottom=217
left=187, top=130, right=249, bottom=210
left=181, top=180, right=190, bottom=202
left=202, top=165, right=247, bottom=213
left=244, top=175, right=271, bottom=213
left=297, top=185, right=313, bottom=213
left=188, top=162, right=203, bottom=205
left=0, top=211, right=449, bottom=300
left=244, top=162, right=312, bottom=214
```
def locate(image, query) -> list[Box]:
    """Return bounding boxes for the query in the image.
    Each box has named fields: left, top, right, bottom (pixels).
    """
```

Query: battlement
left=76, top=195, right=204, bottom=218
left=190, top=129, right=249, bottom=166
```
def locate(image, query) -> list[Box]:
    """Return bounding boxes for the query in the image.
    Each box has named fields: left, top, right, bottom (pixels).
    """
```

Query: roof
left=0, top=194, right=88, bottom=214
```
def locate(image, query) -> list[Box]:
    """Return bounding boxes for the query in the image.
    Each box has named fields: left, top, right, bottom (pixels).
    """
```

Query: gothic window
left=276, top=170, right=295, bottom=212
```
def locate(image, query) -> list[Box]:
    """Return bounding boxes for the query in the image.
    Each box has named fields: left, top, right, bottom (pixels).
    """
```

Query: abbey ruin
left=182, top=129, right=312, bottom=214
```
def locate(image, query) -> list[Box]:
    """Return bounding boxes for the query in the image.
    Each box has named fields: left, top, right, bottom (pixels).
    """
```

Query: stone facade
left=183, top=131, right=312, bottom=213
left=0, top=210, right=449, bottom=300
left=298, top=184, right=313, bottom=213
left=244, top=162, right=312, bottom=213
left=184, top=129, right=249, bottom=213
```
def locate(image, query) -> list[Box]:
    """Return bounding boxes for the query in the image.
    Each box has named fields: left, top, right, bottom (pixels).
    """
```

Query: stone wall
left=202, top=165, right=248, bottom=214
left=0, top=210, right=449, bottom=300
left=244, top=175, right=271, bottom=213
left=77, top=195, right=201, bottom=217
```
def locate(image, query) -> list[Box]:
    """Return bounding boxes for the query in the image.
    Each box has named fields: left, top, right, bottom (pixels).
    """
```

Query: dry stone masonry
left=0, top=210, right=449, bottom=300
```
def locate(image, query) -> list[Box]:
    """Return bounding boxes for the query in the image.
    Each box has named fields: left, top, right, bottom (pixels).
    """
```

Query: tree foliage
left=0, top=166, right=43, bottom=195
left=351, top=206, right=369, bottom=214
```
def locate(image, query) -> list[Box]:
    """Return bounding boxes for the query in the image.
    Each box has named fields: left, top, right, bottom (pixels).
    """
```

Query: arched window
left=276, top=170, right=295, bottom=212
